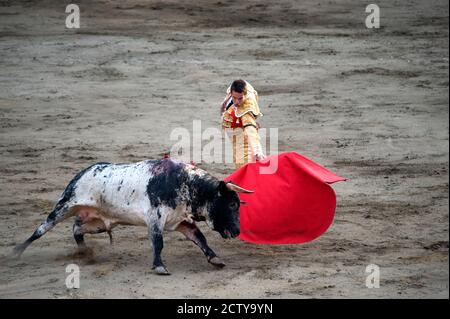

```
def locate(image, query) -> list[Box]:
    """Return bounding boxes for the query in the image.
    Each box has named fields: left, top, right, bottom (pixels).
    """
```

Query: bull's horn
left=226, top=182, right=254, bottom=193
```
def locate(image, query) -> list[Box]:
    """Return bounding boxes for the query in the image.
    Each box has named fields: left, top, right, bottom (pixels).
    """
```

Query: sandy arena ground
left=0, top=0, right=448, bottom=298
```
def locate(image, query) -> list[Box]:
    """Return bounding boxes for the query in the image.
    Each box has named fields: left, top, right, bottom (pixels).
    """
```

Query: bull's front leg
left=148, top=223, right=170, bottom=275
left=176, top=221, right=226, bottom=268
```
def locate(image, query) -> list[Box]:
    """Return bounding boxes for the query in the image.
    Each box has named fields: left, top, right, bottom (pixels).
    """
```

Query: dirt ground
left=0, top=0, right=448, bottom=298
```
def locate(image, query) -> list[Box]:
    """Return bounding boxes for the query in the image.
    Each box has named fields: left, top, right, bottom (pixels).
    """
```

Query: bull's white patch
left=73, top=162, right=151, bottom=227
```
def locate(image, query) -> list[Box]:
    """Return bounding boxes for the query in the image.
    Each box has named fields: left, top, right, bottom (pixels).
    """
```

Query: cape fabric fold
left=225, top=152, right=346, bottom=244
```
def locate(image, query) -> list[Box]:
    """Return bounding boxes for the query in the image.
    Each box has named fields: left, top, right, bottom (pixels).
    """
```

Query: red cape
left=225, top=152, right=346, bottom=244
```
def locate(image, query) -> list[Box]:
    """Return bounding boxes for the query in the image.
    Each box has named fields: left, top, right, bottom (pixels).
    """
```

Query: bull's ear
left=226, top=181, right=254, bottom=194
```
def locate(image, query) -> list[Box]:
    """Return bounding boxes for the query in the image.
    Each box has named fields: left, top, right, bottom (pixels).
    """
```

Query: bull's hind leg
left=12, top=204, right=75, bottom=258
left=73, top=216, right=111, bottom=253
left=176, top=221, right=226, bottom=268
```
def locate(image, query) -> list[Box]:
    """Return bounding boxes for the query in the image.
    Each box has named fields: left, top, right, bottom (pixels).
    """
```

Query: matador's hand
left=255, top=153, right=266, bottom=161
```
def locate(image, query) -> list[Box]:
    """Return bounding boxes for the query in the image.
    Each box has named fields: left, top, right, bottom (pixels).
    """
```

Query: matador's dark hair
left=230, top=79, right=247, bottom=94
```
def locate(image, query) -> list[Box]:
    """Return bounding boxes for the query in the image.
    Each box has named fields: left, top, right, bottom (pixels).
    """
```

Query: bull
left=13, top=157, right=252, bottom=275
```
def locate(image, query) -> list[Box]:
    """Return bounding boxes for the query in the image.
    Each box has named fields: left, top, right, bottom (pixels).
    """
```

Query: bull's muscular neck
left=146, top=158, right=218, bottom=216
left=186, top=171, right=219, bottom=216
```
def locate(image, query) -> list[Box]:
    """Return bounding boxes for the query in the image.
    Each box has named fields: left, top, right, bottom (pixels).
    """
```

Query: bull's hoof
left=208, top=257, right=226, bottom=268
left=153, top=265, right=171, bottom=275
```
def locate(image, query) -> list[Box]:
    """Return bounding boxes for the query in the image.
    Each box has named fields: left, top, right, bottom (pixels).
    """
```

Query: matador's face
left=231, top=91, right=245, bottom=107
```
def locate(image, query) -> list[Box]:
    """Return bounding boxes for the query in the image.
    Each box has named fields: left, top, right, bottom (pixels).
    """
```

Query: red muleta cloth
left=225, top=152, right=346, bottom=244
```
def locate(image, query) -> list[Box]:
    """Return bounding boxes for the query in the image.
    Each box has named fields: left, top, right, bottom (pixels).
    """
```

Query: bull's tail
left=12, top=205, right=75, bottom=258
left=12, top=220, right=55, bottom=258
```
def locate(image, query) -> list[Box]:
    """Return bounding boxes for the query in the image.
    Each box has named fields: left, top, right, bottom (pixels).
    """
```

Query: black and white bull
left=13, top=157, right=252, bottom=275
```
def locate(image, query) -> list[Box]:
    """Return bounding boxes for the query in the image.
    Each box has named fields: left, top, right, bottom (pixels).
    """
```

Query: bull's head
left=207, top=181, right=253, bottom=239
